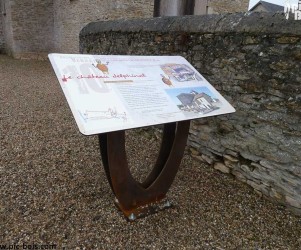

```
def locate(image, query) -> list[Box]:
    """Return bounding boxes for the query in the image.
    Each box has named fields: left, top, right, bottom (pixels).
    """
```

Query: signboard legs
left=98, top=120, right=190, bottom=220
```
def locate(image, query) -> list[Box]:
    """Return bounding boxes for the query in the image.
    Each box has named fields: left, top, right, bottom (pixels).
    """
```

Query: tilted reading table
left=49, top=54, right=235, bottom=220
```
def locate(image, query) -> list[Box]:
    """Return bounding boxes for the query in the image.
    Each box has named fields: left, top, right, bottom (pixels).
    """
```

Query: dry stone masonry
left=80, top=12, right=301, bottom=215
left=0, top=0, right=250, bottom=58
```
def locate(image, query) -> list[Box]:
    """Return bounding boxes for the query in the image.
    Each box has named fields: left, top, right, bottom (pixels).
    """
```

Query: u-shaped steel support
left=98, top=120, right=190, bottom=220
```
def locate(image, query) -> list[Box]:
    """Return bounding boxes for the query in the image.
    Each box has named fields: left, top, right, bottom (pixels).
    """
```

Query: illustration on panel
left=160, top=64, right=203, bottom=85
left=165, top=87, right=221, bottom=114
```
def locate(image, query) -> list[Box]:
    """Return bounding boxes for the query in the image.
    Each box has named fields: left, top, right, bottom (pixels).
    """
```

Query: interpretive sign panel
left=49, top=53, right=235, bottom=135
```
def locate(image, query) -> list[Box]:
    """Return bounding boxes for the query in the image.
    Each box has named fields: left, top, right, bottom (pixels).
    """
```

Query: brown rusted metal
left=98, top=120, right=190, bottom=220
left=141, top=122, right=176, bottom=188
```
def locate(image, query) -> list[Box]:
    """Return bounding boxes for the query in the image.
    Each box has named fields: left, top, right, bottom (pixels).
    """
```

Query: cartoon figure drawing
left=161, top=74, right=173, bottom=87
left=93, top=60, right=109, bottom=74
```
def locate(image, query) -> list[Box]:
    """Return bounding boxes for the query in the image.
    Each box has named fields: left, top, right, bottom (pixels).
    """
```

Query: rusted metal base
left=115, top=197, right=173, bottom=221
left=98, top=121, right=190, bottom=220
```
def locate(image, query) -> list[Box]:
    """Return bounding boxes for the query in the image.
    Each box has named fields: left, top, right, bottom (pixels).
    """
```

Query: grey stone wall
left=0, top=10, right=4, bottom=53
left=0, top=0, right=153, bottom=58
left=53, top=0, right=154, bottom=53
left=79, top=13, right=301, bottom=215
left=0, top=0, right=248, bottom=58
left=1, top=0, right=14, bottom=56
left=1, top=0, right=54, bottom=59
left=208, top=0, right=249, bottom=13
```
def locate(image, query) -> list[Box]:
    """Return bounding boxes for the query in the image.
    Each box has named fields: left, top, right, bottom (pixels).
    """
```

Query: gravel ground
left=0, top=54, right=301, bottom=249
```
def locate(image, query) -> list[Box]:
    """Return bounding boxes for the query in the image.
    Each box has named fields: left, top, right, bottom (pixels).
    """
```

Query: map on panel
left=49, top=53, right=235, bottom=135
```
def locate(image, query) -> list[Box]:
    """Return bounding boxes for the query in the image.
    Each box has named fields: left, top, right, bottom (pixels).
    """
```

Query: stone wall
left=1, top=0, right=54, bottom=59
left=0, top=8, right=4, bottom=53
left=79, top=13, right=301, bottom=215
left=208, top=0, right=249, bottom=13
left=53, top=0, right=154, bottom=53
left=0, top=0, right=248, bottom=58
left=1, top=0, right=14, bottom=56
left=0, top=0, right=153, bottom=58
